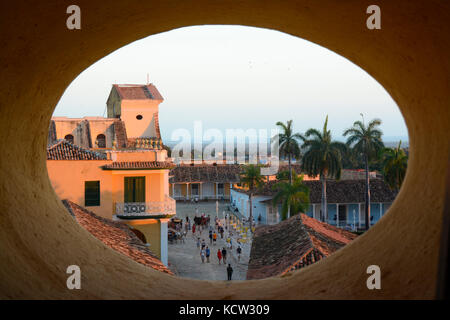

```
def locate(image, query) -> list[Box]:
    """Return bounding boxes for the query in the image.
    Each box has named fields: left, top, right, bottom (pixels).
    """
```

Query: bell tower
left=106, top=84, right=164, bottom=139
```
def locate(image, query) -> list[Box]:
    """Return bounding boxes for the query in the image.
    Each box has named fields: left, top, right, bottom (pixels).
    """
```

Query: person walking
left=201, top=239, right=206, bottom=250
left=237, top=246, right=242, bottom=262
left=192, top=223, right=196, bottom=234
left=200, top=248, right=205, bottom=263
left=196, top=237, right=200, bottom=250
left=217, top=249, right=222, bottom=264
left=222, top=247, right=227, bottom=264
left=227, top=264, right=233, bottom=281
left=206, top=246, right=210, bottom=263
left=209, top=230, right=213, bottom=245
left=212, top=232, right=217, bottom=246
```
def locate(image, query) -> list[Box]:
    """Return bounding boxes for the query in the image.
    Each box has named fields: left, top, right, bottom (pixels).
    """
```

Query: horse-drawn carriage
left=168, top=217, right=182, bottom=230
left=168, top=217, right=185, bottom=244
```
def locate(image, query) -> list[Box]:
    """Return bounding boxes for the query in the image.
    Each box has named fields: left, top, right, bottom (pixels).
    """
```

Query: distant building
left=169, top=163, right=241, bottom=201
left=49, top=83, right=164, bottom=148
left=47, top=83, right=174, bottom=265
left=247, top=214, right=357, bottom=280
left=231, top=178, right=395, bottom=229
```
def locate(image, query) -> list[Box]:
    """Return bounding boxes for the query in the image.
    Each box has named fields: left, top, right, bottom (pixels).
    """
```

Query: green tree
left=301, top=115, right=346, bottom=222
left=275, top=120, right=304, bottom=185
left=381, top=141, right=408, bottom=193
left=272, top=174, right=310, bottom=220
left=343, top=117, right=384, bottom=230
left=239, top=164, right=265, bottom=230
left=276, top=169, right=291, bottom=181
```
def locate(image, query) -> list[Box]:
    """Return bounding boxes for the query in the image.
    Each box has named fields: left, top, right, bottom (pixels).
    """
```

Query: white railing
left=171, top=194, right=230, bottom=201
left=115, top=196, right=176, bottom=217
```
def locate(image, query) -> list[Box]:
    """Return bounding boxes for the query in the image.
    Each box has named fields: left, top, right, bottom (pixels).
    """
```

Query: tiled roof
left=169, top=164, right=242, bottom=183
left=246, top=214, right=356, bottom=280
left=112, top=119, right=129, bottom=149
left=274, top=164, right=302, bottom=174
left=271, top=165, right=374, bottom=180
left=303, top=179, right=396, bottom=203
left=240, top=179, right=396, bottom=203
left=47, top=120, right=57, bottom=146
left=47, top=140, right=107, bottom=160
left=62, top=200, right=173, bottom=275
left=102, top=161, right=175, bottom=170
left=113, top=84, right=163, bottom=100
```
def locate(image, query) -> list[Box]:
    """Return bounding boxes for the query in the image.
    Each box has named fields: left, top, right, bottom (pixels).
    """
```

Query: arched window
left=130, top=228, right=147, bottom=244
left=64, top=134, right=74, bottom=144
left=96, top=134, right=106, bottom=148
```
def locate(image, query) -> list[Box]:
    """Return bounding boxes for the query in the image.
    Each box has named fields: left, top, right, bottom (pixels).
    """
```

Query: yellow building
left=47, top=83, right=175, bottom=265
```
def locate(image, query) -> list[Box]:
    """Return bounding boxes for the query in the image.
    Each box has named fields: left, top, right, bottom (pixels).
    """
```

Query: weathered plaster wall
left=0, top=0, right=449, bottom=299
left=46, top=160, right=114, bottom=219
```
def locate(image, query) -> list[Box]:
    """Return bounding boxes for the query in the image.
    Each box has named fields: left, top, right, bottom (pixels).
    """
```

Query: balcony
left=114, top=196, right=176, bottom=219
left=172, top=194, right=230, bottom=201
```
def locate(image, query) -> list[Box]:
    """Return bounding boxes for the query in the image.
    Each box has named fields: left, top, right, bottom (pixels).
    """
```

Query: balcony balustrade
left=115, top=196, right=176, bottom=218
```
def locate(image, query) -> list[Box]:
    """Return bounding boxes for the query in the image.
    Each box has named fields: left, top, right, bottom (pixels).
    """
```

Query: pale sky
left=53, top=25, right=408, bottom=144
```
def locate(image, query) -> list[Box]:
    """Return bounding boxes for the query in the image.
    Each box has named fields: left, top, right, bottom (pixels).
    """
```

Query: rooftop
left=113, top=84, right=164, bottom=101
left=102, top=161, right=174, bottom=170
left=47, top=140, right=107, bottom=160
left=63, top=200, right=173, bottom=275
left=246, top=214, right=357, bottom=280
left=236, top=178, right=396, bottom=204
left=169, top=164, right=242, bottom=183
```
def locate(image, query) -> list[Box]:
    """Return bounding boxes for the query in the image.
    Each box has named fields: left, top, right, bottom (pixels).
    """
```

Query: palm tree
left=301, top=115, right=346, bottom=222
left=276, top=169, right=291, bottom=181
left=275, top=120, right=304, bottom=185
left=272, top=174, right=310, bottom=220
left=239, top=164, right=265, bottom=230
left=381, top=141, right=408, bottom=193
left=343, top=117, right=384, bottom=230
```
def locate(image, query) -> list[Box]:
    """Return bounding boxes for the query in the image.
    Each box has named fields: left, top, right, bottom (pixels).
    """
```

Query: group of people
left=190, top=214, right=211, bottom=235
left=197, top=239, right=234, bottom=280
left=192, top=213, right=245, bottom=281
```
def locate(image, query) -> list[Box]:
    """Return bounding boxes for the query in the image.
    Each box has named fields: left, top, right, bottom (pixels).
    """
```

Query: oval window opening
left=50, top=25, right=408, bottom=282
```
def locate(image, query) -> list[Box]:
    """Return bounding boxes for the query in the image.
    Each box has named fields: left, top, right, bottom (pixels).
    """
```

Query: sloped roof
left=246, top=214, right=356, bottom=280
left=268, top=165, right=376, bottom=180
left=47, top=140, right=107, bottom=160
left=62, top=200, right=173, bottom=275
left=303, top=179, right=396, bottom=203
left=47, top=120, right=57, bottom=146
left=102, top=161, right=175, bottom=170
left=169, top=164, right=242, bottom=183
left=239, top=179, right=396, bottom=203
left=113, top=84, right=163, bottom=100
left=112, top=119, right=129, bottom=149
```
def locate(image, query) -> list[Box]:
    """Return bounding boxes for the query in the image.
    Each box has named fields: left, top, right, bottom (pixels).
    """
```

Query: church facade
left=47, top=83, right=174, bottom=265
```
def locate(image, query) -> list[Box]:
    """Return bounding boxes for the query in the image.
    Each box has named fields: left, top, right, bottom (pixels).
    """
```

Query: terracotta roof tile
left=62, top=200, right=173, bottom=275
left=102, top=161, right=174, bottom=170
left=246, top=214, right=356, bottom=280
left=113, top=84, right=163, bottom=100
left=244, top=179, right=396, bottom=203
left=47, top=140, right=107, bottom=160
left=169, top=164, right=242, bottom=183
